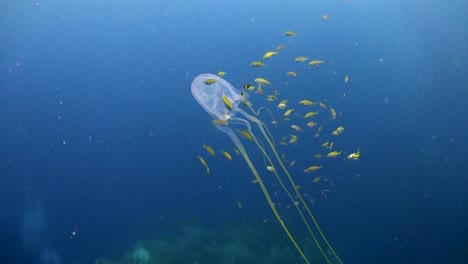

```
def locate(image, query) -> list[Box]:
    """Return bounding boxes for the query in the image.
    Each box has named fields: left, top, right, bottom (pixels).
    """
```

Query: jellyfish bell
left=191, top=74, right=241, bottom=128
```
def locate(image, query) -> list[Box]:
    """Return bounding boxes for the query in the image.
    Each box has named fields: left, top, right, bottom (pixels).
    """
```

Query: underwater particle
left=263, top=51, right=278, bottom=60
left=322, top=14, right=329, bottom=20
left=276, top=44, right=285, bottom=51
left=204, top=78, right=217, bottom=85
left=267, top=165, right=275, bottom=172
left=235, top=200, right=242, bottom=208
left=251, top=61, right=266, bottom=67
left=309, top=60, right=324, bottom=66
left=285, top=30, right=297, bottom=36
left=321, top=189, right=330, bottom=198
left=344, top=75, right=349, bottom=83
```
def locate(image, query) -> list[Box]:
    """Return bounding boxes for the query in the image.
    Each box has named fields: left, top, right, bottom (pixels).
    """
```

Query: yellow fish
left=304, top=165, right=322, bottom=173
left=266, top=165, right=275, bottom=172
left=234, top=148, right=240, bottom=155
left=257, top=85, right=264, bottom=95
left=243, top=83, right=255, bottom=91
left=285, top=31, right=297, bottom=36
left=239, top=130, right=253, bottom=141
left=266, top=95, right=277, bottom=101
left=332, top=126, right=344, bottom=136
left=313, top=175, right=322, bottom=183
left=221, top=150, right=232, bottom=161
left=299, top=99, right=315, bottom=106
left=286, top=71, right=298, bottom=78
left=222, top=95, right=233, bottom=110
left=254, top=77, right=271, bottom=85
left=313, top=153, right=323, bottom=159
left=203, top=144, right=215, bottom=156
left=344, top=75, right=349, bottom=83
left=309, top=60, right=324, bottom=66
left=319, top=102, right=327, bottom=109
left=217, top=71, right=226, bottom=77
left=294, top=56, right=309, bottom=63
left=263, top=51, right=278, bottom=60
left=251, top=61, right=266, bottom=67
left=306, top=121, right=318, bottom=128
left=212, top=119, right=229, bottom=126
left=304, top=111, right=319, bottom=118
left=284, top=108, right=294, bottom=119
left=327, top=151, right=342, bottom=158
left=330, top=107, right=337, bottom=119
left=289, top=134, right=299, bottom=144
left=291, top=125, right=303, bottom=132
left=276, top=44, right=285, bottom=51
left=277, top=99, right=288, bottom=109
left=347, top=148, right=360, bottom=160
left=204, top=78, right=217, bottom=85
left=198, top=155, right=210, bottom=175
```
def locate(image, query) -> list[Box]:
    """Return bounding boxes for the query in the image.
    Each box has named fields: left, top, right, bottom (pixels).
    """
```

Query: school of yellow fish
left=197, top=30, right=359, bottom=210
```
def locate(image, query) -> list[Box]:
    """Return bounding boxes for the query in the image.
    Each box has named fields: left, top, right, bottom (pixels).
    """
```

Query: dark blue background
left=1, top=0, right=467, bottom=263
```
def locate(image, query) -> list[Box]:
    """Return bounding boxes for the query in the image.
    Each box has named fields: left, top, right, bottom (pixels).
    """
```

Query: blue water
left=1, top=0, right=467, bottom=263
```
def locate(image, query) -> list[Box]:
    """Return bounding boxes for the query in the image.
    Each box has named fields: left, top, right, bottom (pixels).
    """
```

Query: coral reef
left=94, top=219, right=316, bottom=264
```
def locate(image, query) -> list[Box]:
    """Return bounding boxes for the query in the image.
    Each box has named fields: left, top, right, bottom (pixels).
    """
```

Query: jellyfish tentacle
left=226, top=129, right=311, bottom=264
